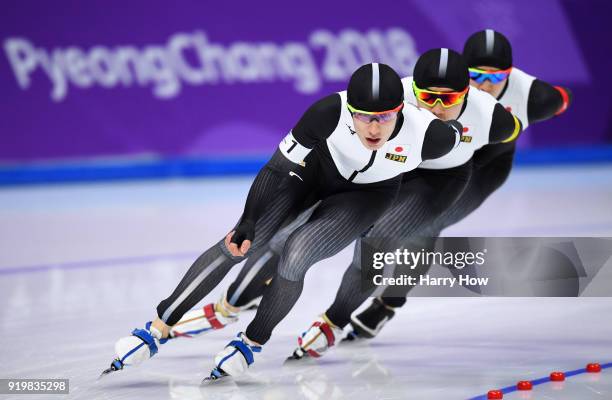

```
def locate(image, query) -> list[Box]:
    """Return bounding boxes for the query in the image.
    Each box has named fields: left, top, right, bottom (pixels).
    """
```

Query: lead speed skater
left=103, top=62, right=463, bottom=381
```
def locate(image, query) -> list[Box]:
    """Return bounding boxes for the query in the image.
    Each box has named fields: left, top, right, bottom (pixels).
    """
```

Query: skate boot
left=204, top=332, right=262, bottom=382
left=169, top=292, right=260, bottom=338
left=101, top=321, right=168, bottom=377
left=288, top=315, right=343, bottom=360
left=343, top=298, right=395, bottom=342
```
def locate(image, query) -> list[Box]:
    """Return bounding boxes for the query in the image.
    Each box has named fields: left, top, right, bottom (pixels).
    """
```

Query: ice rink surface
left=1, top=163, right=612, bottom=400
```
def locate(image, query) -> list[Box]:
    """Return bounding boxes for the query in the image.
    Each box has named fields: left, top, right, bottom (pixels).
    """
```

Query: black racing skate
left=343, top=298, right=395, bottom=342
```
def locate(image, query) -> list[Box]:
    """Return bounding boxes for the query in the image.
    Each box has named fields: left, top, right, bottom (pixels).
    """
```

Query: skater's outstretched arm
left=488, top=102, right=523, bottom=144
left=228, top=94, right=341, bottom=256
left=420, top=119, right=463, bottom=161
left=527, top=79, right=572, bottom=124
left=227, top=149, right=302, bottom=256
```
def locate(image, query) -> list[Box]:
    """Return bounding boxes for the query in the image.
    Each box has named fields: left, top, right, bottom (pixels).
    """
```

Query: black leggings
left=244, top=186, right=399, bottom=343
left=223, top=163, right=473, bottom=328
left=226, top=202, right=319, bottom=307
left=379, top=146, right=516, bottom=308
left=327, top=164, right=472, bottom=326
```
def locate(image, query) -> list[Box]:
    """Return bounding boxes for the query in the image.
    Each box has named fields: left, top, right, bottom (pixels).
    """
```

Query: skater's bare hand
left=225, top=231, right=251, bottom=256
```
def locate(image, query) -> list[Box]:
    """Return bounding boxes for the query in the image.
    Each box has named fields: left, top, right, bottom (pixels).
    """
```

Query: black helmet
left=413, top=48, right=469, bottom=91
left=463, top=29, right=513, bottom=70
left=347, top=63, right=404, bottom=112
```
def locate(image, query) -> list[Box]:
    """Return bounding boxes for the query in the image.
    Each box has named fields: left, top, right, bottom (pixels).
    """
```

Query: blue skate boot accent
left=204, top=332, right=262, bottom=382
left=226, top=336, right=261, bottom=367
left=131, top=327, right=159, bottom=357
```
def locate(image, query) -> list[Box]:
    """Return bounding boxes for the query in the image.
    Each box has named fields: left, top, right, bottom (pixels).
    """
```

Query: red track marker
left=487, top=390, right=503, bottom=399
left=587, top=363, right=602, bottom=373
left=550, top=371, right=565, bottom=381
left=517, top=380, right=533, bottom=390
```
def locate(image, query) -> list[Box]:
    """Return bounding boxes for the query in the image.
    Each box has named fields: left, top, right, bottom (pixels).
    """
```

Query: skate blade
left=288, top=348, right=305, bottom=359
left=98, top=359, right=124, bottom=380
left=341, top=331, right=360, bottom=343
left=202, top=367, right=229, bottom=385
left=283, top=348, right=312, bottom=365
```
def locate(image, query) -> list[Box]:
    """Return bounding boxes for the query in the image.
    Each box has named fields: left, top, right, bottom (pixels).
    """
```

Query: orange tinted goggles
left=412, top=81, right=468, bottom=108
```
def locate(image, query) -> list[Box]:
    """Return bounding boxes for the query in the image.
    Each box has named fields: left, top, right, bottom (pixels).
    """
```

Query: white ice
left=1, top=164, right=612, bottom=400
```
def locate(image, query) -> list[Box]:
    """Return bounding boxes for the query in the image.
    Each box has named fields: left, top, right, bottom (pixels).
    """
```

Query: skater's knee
left=269, top=235, right=287, bottom=255
left=276, top=255, right=308, bottom=282
left=277, top=238, right=311, bottom=282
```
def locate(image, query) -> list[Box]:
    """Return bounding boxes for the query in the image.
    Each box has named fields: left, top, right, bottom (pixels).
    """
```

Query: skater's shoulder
left=305, top=93, right=342, bottom=117
left=292, top=93, right=342, bottom=144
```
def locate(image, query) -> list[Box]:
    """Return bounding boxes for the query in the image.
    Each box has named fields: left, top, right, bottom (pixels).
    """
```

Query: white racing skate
left=203, top=332, right=262, bottom=383
left=100, top=321, right=167, bottom=377
left=287, top=315, right=343, bottom=360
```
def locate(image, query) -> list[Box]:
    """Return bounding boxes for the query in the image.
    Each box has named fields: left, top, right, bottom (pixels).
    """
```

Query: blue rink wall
left=1, top=145, right=612, bottom=186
